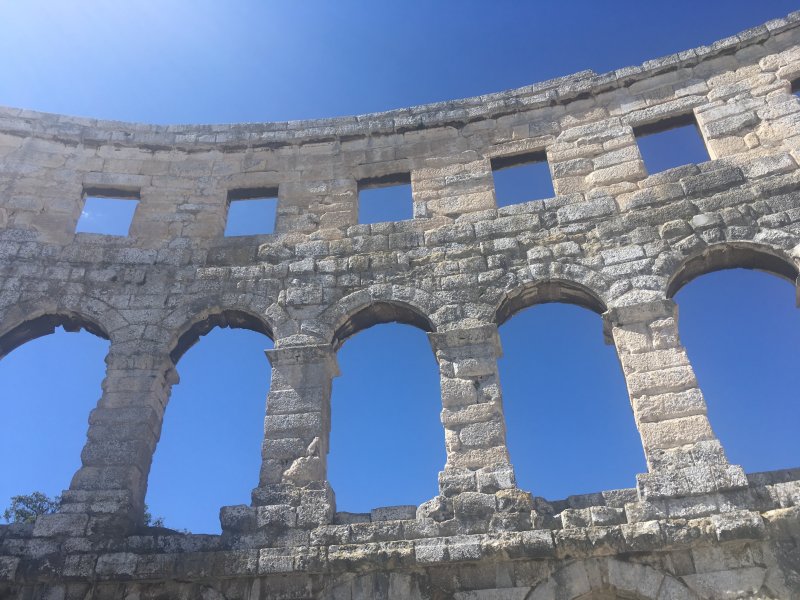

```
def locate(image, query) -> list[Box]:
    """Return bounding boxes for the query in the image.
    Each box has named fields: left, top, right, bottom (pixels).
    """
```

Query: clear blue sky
left=1, top=1, right=799, bottom=533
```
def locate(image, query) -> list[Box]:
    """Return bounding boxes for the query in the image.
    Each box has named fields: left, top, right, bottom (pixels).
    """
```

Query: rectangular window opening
left=634, top=114, right=710, bottom=175
left=76, top=189, right=140, bottom=236
left=791, top=79, right=800, bottom=96
left=491, top=151, right=554, bottom=207
left=358, top=173, right=413, bottom=224
left=225, top=188, right=278, bottom=236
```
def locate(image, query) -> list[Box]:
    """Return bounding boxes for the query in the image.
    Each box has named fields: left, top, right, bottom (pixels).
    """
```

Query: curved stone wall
left=1, top=11, right=800, bottom=599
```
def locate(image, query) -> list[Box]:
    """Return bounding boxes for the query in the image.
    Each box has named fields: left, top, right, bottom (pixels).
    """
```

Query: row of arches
left=2, top=260, right=799, bottom=532
left=3, top=242, right=795, bottom=361
left=0, top=241, right=797, bottom=532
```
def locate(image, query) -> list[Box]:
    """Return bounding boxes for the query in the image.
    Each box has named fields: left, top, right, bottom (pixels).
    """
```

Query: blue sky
left=1, top=1, right=799, bottom=533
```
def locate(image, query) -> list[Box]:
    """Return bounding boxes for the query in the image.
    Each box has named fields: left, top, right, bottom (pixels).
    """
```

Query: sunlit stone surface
left=2, top=11, right=800, bottom=599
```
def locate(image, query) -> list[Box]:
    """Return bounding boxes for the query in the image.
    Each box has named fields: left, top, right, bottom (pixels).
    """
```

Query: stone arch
left=0, top=300, right=113, bottom=359
left=322, top=285, right=440, bottom=348
left=494, top=277, right=608, bottom=325
left=167, top=306, right=275, bottom=364
left=666, top=241, right=799, bottom=299
left=530, top=558, right=699, bottom=600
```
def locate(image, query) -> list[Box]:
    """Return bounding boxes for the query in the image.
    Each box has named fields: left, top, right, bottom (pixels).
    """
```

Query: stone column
left=38, top=346, right=176, bottom=537
left=605, top=299, right=747, bottom=501
left=245, top=343, right=338, bottom=529
left=428, top=325, right=516, bottom=495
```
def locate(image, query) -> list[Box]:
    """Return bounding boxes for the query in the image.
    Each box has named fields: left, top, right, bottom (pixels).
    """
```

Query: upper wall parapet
left=0, top=11, right=799, bottom=149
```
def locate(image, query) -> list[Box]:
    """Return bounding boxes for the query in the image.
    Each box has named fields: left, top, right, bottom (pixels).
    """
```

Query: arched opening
left=674, top=268, right=800, bottom=474
left=0, top=314, right=109, bottom=516
left=666, top=243, right=798, bottom=299
left=332, top=300, right=434, bottom=349
left=329, top=308, right=442, bottom=513
left=495, top=284, right=645, bottom=500
left=146, top=311, right=273, bottom=533
left=495, top=279, right=607, bottom=326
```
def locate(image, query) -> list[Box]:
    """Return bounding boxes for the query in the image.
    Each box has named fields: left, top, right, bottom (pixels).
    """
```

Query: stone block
left=639, top=415, right=714, bottom=449
left=448, top=535, right=483, bottom=561
left=620, top=520, right=664, bottom=551
left=459, top=420, right=505, bottom=448
left=370, top=506, right=416, bottom=522
left=476, top=467, right=516, bottom=494
left=220, top=505, right=257, bottom=534
left=556, top=197, right=617, bottom=224
left=95, top=552, right=138, bottom=577
left=680, top=165, right=745, bottom=197
left=454, top=492, right=496, bottom=522
left=258, top=549, right=294, bottom=574
left=439, top=470, right=477, bottom=496
left=632, top=388, right=706, bottom=423
left=256, top=505, right=297, bottom=529
left=32, top=513, right=88, bottom=538
left=454, top=587, right=531, bottom=600
left=0, top=556, right=19, bottom=582
left=711, top=509, right=765, bottom=542
left=561, top=508, right=591, bottom=529
left=334, top=512, right=371, bottom=525
left=414, top=538, right=448, bottom=563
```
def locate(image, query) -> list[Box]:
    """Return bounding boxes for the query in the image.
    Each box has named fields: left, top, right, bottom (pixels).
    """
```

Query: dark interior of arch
left=0, top=313, right=109, bottom=359
left=495, top=280, right=607, bottom=325
left=667, top=245, right=799, bottom=298
left=170, top=310, right=273, bottom=364
left=333, top=301, right=434, bottom=348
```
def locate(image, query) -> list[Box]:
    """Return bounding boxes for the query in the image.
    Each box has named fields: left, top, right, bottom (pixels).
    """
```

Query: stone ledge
left=3, top=509, right=792, bottom=585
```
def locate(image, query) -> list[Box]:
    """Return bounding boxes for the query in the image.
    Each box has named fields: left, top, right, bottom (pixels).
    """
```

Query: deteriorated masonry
left=2, top=12, right=800, bottom=600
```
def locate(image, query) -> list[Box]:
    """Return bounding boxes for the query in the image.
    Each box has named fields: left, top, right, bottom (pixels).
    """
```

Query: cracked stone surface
left=2, top=11, right=800, bottom=599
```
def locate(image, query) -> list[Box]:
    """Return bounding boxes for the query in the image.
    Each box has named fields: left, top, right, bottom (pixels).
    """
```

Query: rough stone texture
left=2, top=12, right=800, bottom=599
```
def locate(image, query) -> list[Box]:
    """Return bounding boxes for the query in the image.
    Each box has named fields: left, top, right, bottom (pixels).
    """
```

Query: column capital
left=266, top=343, right=339, bottom=375
left=603, top=299, right=677, bottom=331
left=428, top=324, right=501, bottom=357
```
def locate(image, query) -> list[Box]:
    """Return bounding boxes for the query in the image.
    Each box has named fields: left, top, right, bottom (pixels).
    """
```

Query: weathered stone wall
left=1, top=12, right=800, bottom=599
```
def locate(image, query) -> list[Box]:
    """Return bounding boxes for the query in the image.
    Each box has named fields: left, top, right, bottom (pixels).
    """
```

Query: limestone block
left=256, top=505, right=297, bottom=529
left=95, top=552, right=138, bottom=577
left=370, top=506, right=416, bottom=522
left=0, top=556, right=19, bottom=582
left=459, top=421, right=505, bottom=448
left=620, top=520, right=664, bottom=551
left=633, top=389, right=707, bottom=423
left=442, top=401, right=501, bottom=428
left=258, top=549, right=294, bottom=574
left=263, top=413, right=323, bottom=437
left=32, top=514, right=88, bottom=538
left=680, top=166, right=745, bottom=197
left=683, top=567, right=766, bottom=599
left=711, top=509, right=765, bottom=542
left=556, top=197, right=617, bottom=224
left=454, top=492, right=496, bottom=521
left=621, top=347, right=689, bottom=374
left=608, top=559, right=664, bottom=600
left=447, top=446, right=510, bottom=470
left=414, top=537, right=448, bottom=563
left=447, top=535, right=483, bottom=561
left=740, top=151, right=797, bottom=178
left=220, top=505, right=257, bottom=534
left=439, top=469, right=477, bottom=496
left=638, top=415, right=715, bottom=449
left=453, top=357, right=497, bottom=378
left=626, top=366, right=698, bottom=397
left=477, top=467, right=516, bottom=494
left=454, top=587, right=531, bottom=600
